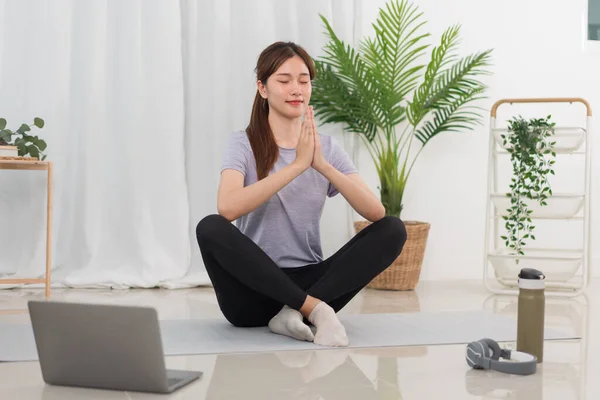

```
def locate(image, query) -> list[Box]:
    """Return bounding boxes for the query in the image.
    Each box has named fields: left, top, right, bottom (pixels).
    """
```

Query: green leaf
left=37, top=139, right=48, bottom=151
left=29, top=136, right=48, bottom=151
left=407, top=24, right=461, bottom=126
left=413, top=49, right=493, bottom=145
left=17, top=142, right=26, bottom=156
left=0, top=130, right=12, bottom=142
left=34, top=118, right=45, bottom=128
left=362, top=0, right=431, bottom=127
left=28, top=145, right=40, bottom=159
left=414, top=85, right=487, bottom=145
left=312, top=61, right=380, bottom=140
left=17, top=124, right=31, bottom=134
left=0, top=118, right=6, bottom=130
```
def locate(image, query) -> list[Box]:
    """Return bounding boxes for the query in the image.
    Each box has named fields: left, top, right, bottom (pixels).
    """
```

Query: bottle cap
left=518, top=268, right=545, bottom=280
left=518, top=268, right=545, bottom=290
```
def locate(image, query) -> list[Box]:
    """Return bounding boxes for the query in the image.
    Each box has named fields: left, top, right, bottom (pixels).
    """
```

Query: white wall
left=345, top=0, right=600, bottom=281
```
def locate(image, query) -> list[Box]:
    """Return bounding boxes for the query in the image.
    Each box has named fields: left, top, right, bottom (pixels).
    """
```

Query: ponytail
left=245, top=92, right=278, bottom=180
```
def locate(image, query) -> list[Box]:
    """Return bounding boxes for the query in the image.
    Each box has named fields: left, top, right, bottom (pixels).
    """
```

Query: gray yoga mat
left=0, top=310, right=578, bottom=362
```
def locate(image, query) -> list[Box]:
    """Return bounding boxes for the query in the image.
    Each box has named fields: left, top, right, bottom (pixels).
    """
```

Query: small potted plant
left=310, top=0, right=494, bottom=290
left=0, top=117, right=47, bottom=160
left=500, top=115, right=556, bottom=262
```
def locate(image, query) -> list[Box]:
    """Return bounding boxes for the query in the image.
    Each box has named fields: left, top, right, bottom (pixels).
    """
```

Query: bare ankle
left=299, top=295, right=321, bottom=318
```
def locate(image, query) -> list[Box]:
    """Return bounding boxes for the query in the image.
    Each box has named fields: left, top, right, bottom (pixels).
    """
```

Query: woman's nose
left=290, top=82, right=301, bottom=94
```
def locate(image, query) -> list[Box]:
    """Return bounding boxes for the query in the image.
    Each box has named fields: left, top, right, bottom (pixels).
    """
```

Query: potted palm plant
left=311, top=0, right=494, bottom=290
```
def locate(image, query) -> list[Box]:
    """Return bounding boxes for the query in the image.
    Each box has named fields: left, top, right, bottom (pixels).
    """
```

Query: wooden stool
left=0, top=157, right=53, bottom=299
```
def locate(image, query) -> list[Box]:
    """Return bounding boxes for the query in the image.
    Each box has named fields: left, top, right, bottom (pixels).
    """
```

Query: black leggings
left=196, top=214, right=407, bottom=327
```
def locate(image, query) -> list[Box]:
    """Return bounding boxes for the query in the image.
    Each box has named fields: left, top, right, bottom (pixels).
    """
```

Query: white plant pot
left=490, top=193, right=584, bottom=219
left=0, top=145, right=18, bottom=157
left=488, top=248, right=582, bottom=284
left=492, top=126, right=585, bottom=153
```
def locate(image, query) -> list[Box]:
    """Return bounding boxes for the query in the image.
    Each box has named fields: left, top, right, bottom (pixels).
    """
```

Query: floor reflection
left=203, top=351, right=400, bottom=399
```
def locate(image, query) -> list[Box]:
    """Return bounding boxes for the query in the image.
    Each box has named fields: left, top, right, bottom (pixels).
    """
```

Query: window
left=590, top=0, right=600, bottom=40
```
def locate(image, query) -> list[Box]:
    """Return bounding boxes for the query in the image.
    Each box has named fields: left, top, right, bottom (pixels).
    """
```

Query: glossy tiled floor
left=0, top=279, right=597, bottom=399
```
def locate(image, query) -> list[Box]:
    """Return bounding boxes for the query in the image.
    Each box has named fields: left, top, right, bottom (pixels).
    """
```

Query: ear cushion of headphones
left=465, top=340, right=488, bottom=369
left=480, top=338, right=502, bottom=360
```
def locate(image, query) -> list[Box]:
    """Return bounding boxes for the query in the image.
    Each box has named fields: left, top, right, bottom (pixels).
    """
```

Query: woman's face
left=258, top=55, right=312, bottom=120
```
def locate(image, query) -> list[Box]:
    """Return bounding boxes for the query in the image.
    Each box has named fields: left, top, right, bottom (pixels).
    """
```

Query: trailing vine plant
left=500, top=115, right=556, bottom=261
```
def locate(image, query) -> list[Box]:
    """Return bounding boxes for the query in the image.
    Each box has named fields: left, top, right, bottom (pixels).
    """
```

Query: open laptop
left=27, top=300, right=202, bottom=394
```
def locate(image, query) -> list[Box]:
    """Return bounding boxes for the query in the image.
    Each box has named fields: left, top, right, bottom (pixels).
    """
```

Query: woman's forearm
left=321, top=165, right=385, bottom=222
left=218, top=162, right=306, bottom=221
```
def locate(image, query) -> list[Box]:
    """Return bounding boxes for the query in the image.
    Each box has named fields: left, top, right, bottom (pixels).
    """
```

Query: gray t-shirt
left=221, top=130, right=358, bottom=268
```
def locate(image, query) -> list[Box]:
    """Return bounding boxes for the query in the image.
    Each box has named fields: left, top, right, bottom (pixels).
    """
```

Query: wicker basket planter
left=355, top=220, right=430, bottom=291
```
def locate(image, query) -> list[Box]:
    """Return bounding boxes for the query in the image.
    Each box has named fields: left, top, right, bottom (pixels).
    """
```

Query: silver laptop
left=27, top=300, right=202, bottom=394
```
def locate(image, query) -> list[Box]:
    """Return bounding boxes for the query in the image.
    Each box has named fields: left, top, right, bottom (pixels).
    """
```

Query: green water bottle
left=516, top=268, right=545, bottom=363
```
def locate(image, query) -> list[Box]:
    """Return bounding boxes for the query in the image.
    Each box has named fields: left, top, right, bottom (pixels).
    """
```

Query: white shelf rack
left=483, top=98, right=593, bottom=297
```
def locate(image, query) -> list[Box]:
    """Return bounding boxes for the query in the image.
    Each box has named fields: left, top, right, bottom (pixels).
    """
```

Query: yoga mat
left=0, top=310, right=579, bottom=362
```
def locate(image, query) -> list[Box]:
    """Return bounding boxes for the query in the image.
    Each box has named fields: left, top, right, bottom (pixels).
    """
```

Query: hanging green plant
left=500, top=115, right=556, bottom=260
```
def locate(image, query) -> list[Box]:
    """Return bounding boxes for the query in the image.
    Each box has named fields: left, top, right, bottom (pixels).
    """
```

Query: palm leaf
left=430, top=50, right=493, bottom=108
left=311, top=61, right=379, bottom=139
left=415, top=85, right=487, bottom=145
left=411, top=48, right=493, bottom=145
left=313, top=15, right=387, bottom=141
left=360, top=0, right=431, bottom=128
left=407, top=24, right=461, bottom=126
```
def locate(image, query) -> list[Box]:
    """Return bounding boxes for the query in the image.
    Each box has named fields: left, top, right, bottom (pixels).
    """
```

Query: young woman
left=196, top=41, right=407, bottom=347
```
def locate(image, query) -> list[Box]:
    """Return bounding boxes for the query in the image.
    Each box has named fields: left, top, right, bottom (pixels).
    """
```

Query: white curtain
left=0, top=0, right=360, bottom=290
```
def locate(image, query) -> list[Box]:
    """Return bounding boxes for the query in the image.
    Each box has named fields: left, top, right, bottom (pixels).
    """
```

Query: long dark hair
left=246, top=41, right=316, bottom=180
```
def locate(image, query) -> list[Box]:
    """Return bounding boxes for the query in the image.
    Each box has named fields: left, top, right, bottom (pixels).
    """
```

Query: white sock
left=268, top=305, right=315, bottom=342
left=307, top=302, right=349, bottom=347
